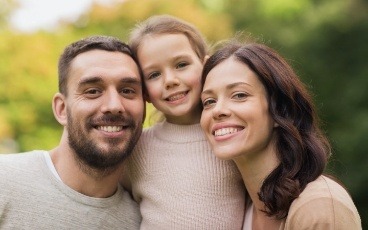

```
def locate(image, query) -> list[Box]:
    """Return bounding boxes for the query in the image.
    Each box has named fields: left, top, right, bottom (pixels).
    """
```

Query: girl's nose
left=164, top=71, right=180, bottom=90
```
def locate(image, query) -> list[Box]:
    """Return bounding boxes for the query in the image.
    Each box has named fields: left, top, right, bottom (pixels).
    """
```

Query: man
left=0, top=36, right=144, bottom=229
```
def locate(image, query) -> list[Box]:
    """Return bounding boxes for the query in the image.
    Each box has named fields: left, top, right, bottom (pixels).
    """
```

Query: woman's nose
left=211, top=99, right=230, bottom=119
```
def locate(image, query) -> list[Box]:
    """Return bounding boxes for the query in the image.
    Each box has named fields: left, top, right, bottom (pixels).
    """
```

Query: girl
left=200, top=41, right=362, bottom=229
left=123, top=15, right=246, bottom=229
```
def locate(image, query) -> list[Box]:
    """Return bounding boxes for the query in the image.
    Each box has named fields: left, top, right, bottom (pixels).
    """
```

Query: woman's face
left=200, top=58, right=277, bottom=160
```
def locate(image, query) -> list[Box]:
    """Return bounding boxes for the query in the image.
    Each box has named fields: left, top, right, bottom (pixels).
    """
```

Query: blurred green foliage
left=0, top=0, right=367, bottom=226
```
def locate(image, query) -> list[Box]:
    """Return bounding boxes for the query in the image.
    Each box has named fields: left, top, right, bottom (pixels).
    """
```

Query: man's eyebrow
left=120, top=77, right=142, bottom=85
left=77, top=76, right=102, bottom=87
left=77, top=76, right=142, bottom=87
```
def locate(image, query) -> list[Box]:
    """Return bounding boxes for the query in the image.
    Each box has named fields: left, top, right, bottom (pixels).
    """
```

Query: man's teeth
left=98, top=126, right=123, bottom=132
left=214, top=128, right=241, bottom=136
left=167, top=93, right=186, bottom=101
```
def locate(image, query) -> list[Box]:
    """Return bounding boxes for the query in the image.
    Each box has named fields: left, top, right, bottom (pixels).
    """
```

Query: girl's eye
left=176, top=62, right=188, bottom=69
left=202, top=98, right=216, bottom=108
left=147, top=72, right=160, bottom=80
left=232, top=92, right=248, bottom=100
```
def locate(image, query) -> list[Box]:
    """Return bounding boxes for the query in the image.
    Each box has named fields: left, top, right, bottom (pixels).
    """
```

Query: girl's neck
left=165, top=105, right=202, bottom=125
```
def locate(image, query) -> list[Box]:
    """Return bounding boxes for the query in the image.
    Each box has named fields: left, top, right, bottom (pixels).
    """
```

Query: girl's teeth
left=168, top=93, right=186, bottom=101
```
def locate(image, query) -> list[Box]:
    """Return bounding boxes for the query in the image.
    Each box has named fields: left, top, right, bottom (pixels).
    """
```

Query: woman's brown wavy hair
left=201, top=41, right=331, bottom=219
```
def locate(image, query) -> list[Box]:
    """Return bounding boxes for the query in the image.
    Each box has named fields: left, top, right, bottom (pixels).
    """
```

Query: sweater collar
left=152, top=120, right=207, bottom=143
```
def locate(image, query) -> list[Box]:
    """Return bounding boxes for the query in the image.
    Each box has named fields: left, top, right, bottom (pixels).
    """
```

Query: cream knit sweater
left=125, top=121, right=246, bottom=229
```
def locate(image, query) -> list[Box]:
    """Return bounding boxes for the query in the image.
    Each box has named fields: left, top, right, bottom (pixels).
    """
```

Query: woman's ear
left=52, top=93, right=67, bottom=126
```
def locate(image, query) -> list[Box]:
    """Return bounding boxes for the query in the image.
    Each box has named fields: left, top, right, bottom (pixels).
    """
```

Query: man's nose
left=101, top=90, right=125, bottom=114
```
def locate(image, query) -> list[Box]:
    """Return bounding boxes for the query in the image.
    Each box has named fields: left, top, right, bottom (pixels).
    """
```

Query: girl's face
left=200, top=58, right=277, bottom=160
left=137, top=33, right=204, bottom=125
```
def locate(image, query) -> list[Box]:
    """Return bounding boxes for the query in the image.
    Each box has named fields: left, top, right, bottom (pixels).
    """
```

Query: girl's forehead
left=140, top=33, right=200, bottom=55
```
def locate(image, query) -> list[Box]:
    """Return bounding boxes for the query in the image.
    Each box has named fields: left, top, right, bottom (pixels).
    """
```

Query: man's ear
left=52, top=93, right=67, bottom=126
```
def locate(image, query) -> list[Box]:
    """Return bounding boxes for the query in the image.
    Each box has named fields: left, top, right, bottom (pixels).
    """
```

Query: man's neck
left=49, top=146, right=123, bottom=198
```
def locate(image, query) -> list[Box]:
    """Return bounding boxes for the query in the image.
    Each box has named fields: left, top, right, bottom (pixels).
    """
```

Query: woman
left=200, top=41, right=361, bottom=229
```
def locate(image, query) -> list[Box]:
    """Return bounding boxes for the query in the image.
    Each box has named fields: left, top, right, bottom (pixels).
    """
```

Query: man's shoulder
left=0, top=150, right=46, bottom=178
left=0, top=150, right=44, bottom=165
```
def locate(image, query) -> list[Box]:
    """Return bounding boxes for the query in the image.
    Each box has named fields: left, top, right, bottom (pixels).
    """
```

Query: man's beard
left=67, top=111, right=141, bottom=178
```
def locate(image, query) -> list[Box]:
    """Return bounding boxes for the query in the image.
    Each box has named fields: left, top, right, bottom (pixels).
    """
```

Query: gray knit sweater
left=0, top=150, right=141, bottom=229
left=125, top=121, right=246, bottom=229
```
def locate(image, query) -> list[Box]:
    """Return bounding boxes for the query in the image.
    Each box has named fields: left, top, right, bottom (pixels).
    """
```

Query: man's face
left=64, top=49, right=144, bottom=171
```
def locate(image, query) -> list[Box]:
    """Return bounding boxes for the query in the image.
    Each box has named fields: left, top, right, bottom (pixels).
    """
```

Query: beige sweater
left=125, top=121, right=246, bottom=229
left=280, top=175, right=362, bottom=230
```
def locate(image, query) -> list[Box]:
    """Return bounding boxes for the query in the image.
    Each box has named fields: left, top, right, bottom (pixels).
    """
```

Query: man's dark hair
left=58, top=35, right=141, bottom=95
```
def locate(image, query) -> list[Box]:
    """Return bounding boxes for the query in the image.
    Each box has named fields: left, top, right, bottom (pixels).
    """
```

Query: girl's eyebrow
left=142, top=54, right=191, bottom=73
left=172, top=54, right=191, bottom=62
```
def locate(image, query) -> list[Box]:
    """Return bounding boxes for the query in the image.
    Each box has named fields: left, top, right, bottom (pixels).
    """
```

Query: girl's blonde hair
left=129, top=14, right=208, bottom=61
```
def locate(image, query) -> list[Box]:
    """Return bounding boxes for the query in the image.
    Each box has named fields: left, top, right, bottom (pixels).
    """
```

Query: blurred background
left=0, top=0, right=367, bottom=226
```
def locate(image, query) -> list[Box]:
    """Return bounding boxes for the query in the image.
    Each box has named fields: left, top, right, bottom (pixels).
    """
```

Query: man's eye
left=121, top=88, right=135, bottom=94
left=85, top=89, right=101, bottom=94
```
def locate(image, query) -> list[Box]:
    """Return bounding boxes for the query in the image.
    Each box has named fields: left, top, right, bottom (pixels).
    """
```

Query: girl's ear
left=203, top=55, right=210, bottom=65
left=52, top=93, right=67, bottom=126
left=274, top=122, right=279, bottom=128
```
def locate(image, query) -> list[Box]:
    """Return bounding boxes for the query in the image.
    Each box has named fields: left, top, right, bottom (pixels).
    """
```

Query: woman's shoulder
left=283, top=175, right=361, bottom=230
left=295, top=175, right=353, bottom=204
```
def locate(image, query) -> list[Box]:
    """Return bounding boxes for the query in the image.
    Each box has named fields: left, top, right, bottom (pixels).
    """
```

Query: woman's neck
left=234, top=144, right=281, bottom=230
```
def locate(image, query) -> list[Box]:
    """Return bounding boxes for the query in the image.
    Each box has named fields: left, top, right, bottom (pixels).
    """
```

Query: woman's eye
left=202, top=98, right=216, bottom=108
left=233, top=92, right=248, bottom=99
left=147, top=72, right=160, bottom=80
